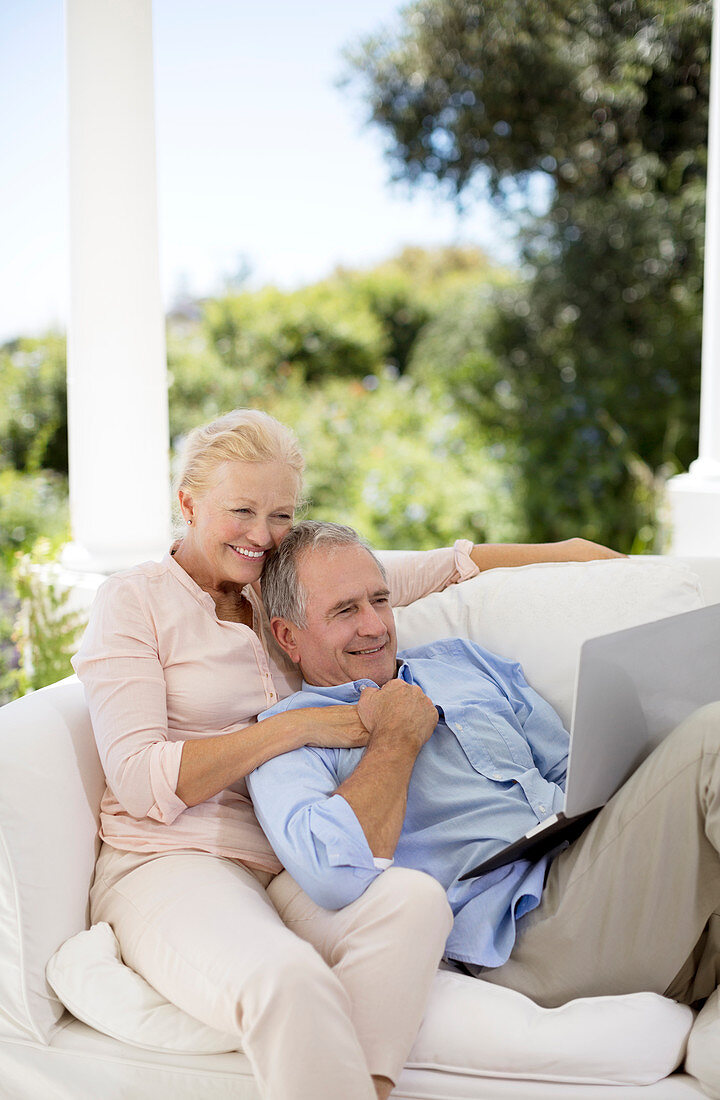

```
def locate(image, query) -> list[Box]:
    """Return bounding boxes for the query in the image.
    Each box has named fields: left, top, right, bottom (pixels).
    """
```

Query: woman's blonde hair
left=176, top=409, right=305, bottom=501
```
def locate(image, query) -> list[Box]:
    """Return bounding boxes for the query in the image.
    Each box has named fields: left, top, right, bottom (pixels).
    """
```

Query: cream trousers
left=90, top=846, right=452, bottom=1100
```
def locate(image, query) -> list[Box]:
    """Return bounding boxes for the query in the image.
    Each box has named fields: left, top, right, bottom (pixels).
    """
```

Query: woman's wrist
left=281, top=704, right=367, bottom=751
left=260, top=710, right=309, bottom=753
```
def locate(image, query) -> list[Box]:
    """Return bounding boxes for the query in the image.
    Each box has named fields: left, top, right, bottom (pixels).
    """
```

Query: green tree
left=267, top=371, right=520, bottom=549
left=345, top=0, right=710, bottom=550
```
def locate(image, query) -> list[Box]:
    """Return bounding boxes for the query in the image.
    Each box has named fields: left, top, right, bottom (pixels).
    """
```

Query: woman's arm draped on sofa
left=469, top=537, right=625, bottom=572
left=378, top=537, right=624, bottom=609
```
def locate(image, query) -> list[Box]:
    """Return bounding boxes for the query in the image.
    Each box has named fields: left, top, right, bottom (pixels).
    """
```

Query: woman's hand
left=554, top=537, right=626, bottom=561
left=301, top=705, right=371, bottom=750
left=177, top=705, right=369, bottom=807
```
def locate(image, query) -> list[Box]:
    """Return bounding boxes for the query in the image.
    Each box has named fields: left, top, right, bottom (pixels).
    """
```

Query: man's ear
left=271, top=617, right=302, bottom=664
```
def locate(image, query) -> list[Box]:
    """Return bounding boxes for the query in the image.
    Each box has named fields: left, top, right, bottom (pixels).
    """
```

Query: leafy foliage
left=268, top=370, right=520, bottom=549
left=0, top=474, right=70, bottom=704
left=4, top=539, right=87, bottom=701
left=0, top=468, right=69, bottom=578
left=0, top=334, right=68, bottom=474
left=345, top=0, right=710, bottom=550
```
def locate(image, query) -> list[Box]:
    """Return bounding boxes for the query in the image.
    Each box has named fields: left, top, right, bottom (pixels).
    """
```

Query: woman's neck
left=171, top=539, right=253, bottom=625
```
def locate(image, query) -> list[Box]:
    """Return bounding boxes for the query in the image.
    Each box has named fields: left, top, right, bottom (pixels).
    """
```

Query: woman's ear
left=271, top=617, right=302, bottom=664
left=178, top=489, right=195, bottom=526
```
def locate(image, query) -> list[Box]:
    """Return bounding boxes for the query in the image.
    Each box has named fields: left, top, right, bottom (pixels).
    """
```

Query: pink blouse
left=72, top=542, right=478, bottom=872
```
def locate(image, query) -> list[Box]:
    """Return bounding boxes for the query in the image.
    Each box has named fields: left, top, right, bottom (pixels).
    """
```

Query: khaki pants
left=90, top=847, right=452, bottom=1100
left=481, top=702, right=720, bottom=1008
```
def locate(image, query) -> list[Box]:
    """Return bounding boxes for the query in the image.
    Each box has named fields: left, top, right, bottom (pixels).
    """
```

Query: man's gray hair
left=262, top=521, right=386, bottom=627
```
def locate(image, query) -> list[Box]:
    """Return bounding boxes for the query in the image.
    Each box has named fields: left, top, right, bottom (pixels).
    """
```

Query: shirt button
left=456, top=724, right=463, bottom=731
left=539, top=805, right=546, bottom=813
left=493, top=773, right=502, bottom=780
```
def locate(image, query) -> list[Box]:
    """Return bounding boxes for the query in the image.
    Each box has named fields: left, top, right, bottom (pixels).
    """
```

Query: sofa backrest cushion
left=0, top=676, right=104, bottom=1042
left=394, top=557, right=704, bottom=728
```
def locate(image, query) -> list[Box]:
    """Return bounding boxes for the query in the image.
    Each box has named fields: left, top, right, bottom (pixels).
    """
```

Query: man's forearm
left=335, top=738, right=418, bottom=859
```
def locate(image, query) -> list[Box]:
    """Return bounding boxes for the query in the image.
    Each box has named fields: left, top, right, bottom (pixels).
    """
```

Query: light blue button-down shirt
left=248, top=638, right=569, bottom=967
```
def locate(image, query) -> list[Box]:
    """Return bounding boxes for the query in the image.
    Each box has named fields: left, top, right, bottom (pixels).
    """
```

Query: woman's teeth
left=230, top=546, right=265, bottom=560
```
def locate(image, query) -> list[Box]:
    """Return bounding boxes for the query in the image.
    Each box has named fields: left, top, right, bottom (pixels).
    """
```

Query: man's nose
left=357, top=603, right=386, bottom=635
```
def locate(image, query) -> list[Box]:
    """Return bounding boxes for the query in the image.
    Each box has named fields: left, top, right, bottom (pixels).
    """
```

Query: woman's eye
left=234, top=508, right=252, bottom=516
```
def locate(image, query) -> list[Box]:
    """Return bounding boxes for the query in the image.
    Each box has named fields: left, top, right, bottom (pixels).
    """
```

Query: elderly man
left=248, top=521, right=720, bottom=1097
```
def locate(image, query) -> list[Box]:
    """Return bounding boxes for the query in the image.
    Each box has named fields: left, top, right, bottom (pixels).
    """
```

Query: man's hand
left=358, top=680, right=437, bottom=753
left=335, top=680, right=439, bottom=859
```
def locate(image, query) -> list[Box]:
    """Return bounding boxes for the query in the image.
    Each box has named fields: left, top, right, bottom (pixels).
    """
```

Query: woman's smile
left=229, top=544, right=268, bottom=560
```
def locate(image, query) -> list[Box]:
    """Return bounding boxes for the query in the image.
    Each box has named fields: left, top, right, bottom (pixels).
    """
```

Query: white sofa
left=2, top=555, right=720, bottom=1100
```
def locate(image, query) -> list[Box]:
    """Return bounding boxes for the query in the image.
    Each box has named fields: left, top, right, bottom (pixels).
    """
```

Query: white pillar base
left=60, top=540, right=167, bottom=575
left=666, top=470, right=720, bottom=555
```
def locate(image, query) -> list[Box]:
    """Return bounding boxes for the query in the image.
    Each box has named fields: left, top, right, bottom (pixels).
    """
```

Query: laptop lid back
left=563, top=603, right=720, bottom=818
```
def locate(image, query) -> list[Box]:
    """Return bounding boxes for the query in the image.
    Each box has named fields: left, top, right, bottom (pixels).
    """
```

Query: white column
left=667, top=0, right=720, bottom=554
left=63, top=0, right=171, bottom=573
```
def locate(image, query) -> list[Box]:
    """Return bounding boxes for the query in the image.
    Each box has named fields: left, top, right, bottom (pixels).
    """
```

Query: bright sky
left=0, top=0, right=518, bottom=344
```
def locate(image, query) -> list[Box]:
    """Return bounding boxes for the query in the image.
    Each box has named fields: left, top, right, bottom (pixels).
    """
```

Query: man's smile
left=347, top=641, right=389, bottom=656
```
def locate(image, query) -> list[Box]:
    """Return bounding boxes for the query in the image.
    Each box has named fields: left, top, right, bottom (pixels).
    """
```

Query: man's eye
left=234, top=508, right=252, bottom=515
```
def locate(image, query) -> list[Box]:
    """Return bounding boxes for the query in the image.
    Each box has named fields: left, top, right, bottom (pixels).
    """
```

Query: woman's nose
left=246, top=518, right=271, bottom=546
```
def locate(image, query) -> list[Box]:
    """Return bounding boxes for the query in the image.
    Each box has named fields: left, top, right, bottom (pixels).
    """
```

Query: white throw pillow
left=47, top=924, right=240, bottom=1055
left=408, top=967, right=692, bottom=1085
left=394, top=558, right=704, bottom=727
left=47, top=923, right=693, bottom=1084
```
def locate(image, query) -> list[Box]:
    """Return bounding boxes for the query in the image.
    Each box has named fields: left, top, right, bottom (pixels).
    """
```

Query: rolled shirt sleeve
left=247, top=743, right=383, bottom=910
left=375, top=539, right=478, bottom=608
left=72, top=577, right=187, bottom=825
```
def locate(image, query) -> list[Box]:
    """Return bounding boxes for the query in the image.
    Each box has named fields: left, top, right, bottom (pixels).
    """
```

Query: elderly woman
left=72, top=409, right=621, bottom=1100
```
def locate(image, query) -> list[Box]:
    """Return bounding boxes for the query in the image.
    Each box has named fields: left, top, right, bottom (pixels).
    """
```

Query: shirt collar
left=301, top=660, right=411, bottom=700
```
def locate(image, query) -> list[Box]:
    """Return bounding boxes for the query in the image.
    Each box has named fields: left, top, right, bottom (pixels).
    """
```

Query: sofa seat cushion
left=47, top=923, right=694, bottom=1085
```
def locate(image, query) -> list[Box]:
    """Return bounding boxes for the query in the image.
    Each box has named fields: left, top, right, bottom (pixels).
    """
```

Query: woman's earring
left=186, top=519, right=192, bottom=526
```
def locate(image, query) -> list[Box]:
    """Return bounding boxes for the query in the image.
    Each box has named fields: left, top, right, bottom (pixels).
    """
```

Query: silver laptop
left=460, top=602, right=720, bottom=880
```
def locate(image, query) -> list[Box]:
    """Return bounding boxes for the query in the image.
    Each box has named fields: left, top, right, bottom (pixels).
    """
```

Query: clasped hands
left=307, top=680, right=438, bottom=754
left=358, top=679, right=437, bottom=755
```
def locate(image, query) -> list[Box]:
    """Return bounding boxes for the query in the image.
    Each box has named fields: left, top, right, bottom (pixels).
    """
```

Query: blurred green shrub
left=0, top=334, right=68, bottom=474
left=266, top=370, right=519, bottom=548
left=2, top=539, right=86, bottom=701
left=0, top=467, right=69, bottom=578
left=0, top=475, right=70, bottom=703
